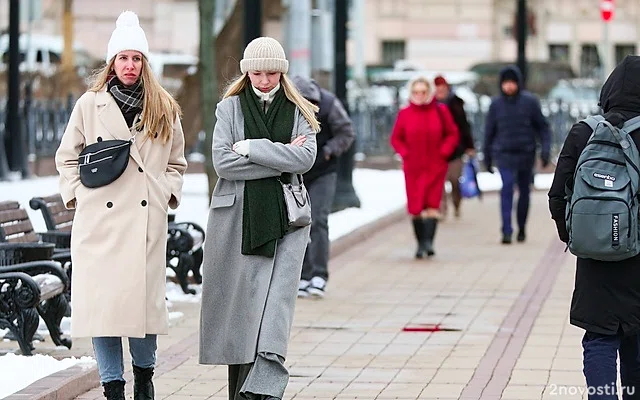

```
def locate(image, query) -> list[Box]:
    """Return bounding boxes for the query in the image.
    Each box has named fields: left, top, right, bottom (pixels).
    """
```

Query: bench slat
left=2, top=221, right=35, bottom=236
left=53, top=212, right=75, bottom=226
left=7, top=232, right=39, bottom=243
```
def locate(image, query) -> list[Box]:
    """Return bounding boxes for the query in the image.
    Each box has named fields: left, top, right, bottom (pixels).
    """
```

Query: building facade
left=357, top=0, right=640, bottom=78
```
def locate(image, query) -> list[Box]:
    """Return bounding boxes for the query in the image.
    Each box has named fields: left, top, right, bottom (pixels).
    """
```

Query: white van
left=0, top=33, right=95, bottom=76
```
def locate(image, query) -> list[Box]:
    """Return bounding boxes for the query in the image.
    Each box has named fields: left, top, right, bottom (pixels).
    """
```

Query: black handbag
left=78, top=138, right=133, bottom=188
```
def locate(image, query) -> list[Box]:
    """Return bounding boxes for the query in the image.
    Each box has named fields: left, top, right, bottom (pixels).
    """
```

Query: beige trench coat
left=55, top=89, right=187, bottom=338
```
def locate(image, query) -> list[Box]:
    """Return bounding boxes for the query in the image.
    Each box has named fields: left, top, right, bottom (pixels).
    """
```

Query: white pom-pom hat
left=240, top=37, right=289, bottom=74
left=106, top=10, right=149, bottom=63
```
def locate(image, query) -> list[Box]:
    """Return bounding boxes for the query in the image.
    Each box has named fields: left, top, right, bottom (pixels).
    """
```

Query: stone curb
left=6, top=364, right=100, bottom=400
left=6, top=205, right=409, bottom=400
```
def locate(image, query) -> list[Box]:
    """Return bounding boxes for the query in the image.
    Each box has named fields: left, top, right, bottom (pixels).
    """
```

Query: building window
left=549, top=44, right=569, bottom=63
left=615, top=44, right=636, bottom=66
left=580, top=44, right=601, bottom=79
left=381, top=40, right=405, bottom=67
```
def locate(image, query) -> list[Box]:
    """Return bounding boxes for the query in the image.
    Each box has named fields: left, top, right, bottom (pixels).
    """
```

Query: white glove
left=233, top=140, right=250, bottom=157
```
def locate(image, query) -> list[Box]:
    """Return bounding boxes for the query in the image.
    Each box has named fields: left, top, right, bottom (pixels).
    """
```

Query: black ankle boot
left=133, top=365, right=155, bottom=400
left=103, top=380, right=125, bottom=400
left=423, top=218, right=438, bottom=257
left=412, top=219, right=426, bottom=258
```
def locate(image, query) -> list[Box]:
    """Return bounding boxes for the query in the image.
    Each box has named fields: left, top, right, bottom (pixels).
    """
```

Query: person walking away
left=390, top=76, right=459, bottom=259
left=434, top=75, right=476, bottom=219
left=198, top=37, right=320, bottom=400
left=55, top=10, right=187, bottom=400
left=483, top=65, right=551, bottom=244
left=548, top=55, right=640, bottom=400
left=291, top=75, right=355, bottom=299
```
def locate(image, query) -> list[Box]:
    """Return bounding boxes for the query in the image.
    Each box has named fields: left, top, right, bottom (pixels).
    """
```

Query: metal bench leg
left=37, top=294, right=72, bottom=349
left=5, top=308, right=40, bottom=356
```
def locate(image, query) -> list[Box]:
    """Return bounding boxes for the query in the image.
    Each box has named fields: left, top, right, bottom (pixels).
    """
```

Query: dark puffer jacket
left=548, top=55, right=640, bottom=336
left=483, top=65, right=551, bottom=170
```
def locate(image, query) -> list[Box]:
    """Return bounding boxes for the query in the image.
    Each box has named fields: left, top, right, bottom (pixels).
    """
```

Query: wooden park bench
left=0, top=255, right=72, bottom=355
left=0, top=200, right=72, bottom=281
left=29, top=194, right=206, bottom=295
left=0, top=201, right=73, bottom=354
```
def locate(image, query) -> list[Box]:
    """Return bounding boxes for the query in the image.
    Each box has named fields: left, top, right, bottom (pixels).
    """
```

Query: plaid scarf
left=108, top=76, right=144, bottom=114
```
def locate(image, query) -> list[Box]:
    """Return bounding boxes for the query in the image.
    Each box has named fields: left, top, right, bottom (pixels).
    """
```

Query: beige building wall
left=0, top=0, right=199, bottom=61
left=354, top=0, right=640, bottom=77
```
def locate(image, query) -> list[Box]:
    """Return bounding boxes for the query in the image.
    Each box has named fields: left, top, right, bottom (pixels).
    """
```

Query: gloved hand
left=541, top=154, right=550, bottom=168
left=233, top=140, right=250, bottom=157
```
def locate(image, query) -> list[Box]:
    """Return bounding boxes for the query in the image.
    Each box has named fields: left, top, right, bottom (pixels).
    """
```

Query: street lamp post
left=516, top=0, right=527, bottom=87
left=243, top=0, right=261, bottom=47
left=332, top=0, right=360, bottom=212
left=7, top=0, right=27, bottom=178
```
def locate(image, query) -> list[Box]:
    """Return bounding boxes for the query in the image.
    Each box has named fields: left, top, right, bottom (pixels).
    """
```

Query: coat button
left=97, top=136, right=103, bottom=142
left=138, top=167, right=143, bottom=172
left=141, top=200, right=147, bottom=207
left=106, top=201, right=113, bottom=208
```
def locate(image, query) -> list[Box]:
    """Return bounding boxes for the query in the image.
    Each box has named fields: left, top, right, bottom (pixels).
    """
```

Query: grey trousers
left=301, top=172, right=337, bottom=281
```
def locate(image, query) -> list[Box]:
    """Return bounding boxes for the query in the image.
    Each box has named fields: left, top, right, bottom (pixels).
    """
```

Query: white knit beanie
left=106, top=11, right=150, bottom=63
left=240, top=37, right=289, bottom=74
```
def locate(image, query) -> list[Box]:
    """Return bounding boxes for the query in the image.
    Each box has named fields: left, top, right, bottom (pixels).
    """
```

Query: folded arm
left=213, top=99, right=283, bottom=181
left=246, top=110, right=317, bottom=174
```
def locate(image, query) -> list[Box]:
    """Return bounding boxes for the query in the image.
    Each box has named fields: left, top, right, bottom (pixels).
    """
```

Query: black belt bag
left=78, top=138, right=133, bottom=188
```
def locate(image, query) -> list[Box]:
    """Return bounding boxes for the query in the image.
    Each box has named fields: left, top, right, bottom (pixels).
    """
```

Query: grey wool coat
left=199, top=95, right=317, bottom=365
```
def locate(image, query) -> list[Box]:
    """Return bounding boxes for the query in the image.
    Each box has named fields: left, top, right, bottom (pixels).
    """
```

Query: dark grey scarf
left=108, top=76, right=143, bottom=127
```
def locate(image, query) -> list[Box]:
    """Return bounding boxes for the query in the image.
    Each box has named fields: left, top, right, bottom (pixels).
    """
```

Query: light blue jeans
left=92, top=335, right=157, bottom=383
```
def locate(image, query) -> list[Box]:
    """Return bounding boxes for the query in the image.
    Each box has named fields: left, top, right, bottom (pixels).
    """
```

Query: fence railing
left=350, top=99, right=602, bottom=160
left=12, top=96, right=602, bottom=165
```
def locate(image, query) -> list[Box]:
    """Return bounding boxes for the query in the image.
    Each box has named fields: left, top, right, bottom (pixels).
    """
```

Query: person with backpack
left=483, top=65, right=551, bottom=244
left=291, top=76, right=355, bottom=298
left=548, top=55, right=640, bottom=400
left=434, top=75, right=476, bottom=219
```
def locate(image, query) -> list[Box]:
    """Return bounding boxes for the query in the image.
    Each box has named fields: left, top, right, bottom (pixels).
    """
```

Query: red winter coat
left=390, top=100, right=460, bottom=215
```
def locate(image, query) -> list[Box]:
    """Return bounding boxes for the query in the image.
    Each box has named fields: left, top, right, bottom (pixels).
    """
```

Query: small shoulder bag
left=78, top=137, right=133, bottom=188
left=280, top=173, right=312, bottom=227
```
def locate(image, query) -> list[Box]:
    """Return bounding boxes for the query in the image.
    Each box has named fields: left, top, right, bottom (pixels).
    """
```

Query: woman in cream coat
left=199, top=37, right=319, bottom=400
left=55, top=11, right=186, bottom=400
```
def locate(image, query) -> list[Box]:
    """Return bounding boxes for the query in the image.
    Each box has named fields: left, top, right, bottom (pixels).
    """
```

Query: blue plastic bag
left=459, top=158, right=481, bottom=199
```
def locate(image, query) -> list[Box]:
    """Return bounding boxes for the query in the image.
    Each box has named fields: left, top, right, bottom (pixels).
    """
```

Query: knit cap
left=106, top=11, right=150, bottom=63
left=240, top=37, right=289, bottom=74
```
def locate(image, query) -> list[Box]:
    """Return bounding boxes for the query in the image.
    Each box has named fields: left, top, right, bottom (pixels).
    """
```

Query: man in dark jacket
left=549, top=55, right=640, bottom=399
left=484, top=65, right=551, bottom=244
left=434, top=75, right=476, bottom=218
left=292, top=76, right=355, bottom=298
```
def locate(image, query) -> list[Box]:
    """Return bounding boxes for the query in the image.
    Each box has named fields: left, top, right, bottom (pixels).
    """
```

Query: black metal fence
left=0, top=96, right=75, bottom=160
left=7, top=96, right=602, bottom=165
left=350, top=100, right=602, bottom=160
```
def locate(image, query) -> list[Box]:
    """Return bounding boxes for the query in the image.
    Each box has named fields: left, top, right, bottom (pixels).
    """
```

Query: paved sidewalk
left=8, top=191, right=590, bottom=400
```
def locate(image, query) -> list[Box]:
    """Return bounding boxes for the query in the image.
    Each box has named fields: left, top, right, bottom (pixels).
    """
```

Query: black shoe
left=517, top=230, right=526, bottom=242
left=412, top=219, right=426, bottom=258
left=423, top=218, right=438, bottom=257
left=502, top=234, right=512, bottom=244
left=103, top=380, right=125, bottom=400
left=133, top=365, right=155, bottom=400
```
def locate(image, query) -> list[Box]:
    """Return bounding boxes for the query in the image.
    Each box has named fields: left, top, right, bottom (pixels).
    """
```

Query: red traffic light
left=601, top=0, right=614, bottom=22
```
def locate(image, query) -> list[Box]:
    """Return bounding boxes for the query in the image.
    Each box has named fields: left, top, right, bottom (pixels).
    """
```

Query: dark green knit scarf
left=239, top=85, right=295, bottom=257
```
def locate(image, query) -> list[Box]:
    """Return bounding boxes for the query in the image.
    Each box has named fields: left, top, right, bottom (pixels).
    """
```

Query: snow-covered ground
left=0, top=168, right=554, bottom=397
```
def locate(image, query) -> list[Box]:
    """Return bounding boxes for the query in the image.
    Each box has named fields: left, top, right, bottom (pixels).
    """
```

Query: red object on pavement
left=403, top=324, right=441, bottom=332
left=601, top=0, right=614, bottom=22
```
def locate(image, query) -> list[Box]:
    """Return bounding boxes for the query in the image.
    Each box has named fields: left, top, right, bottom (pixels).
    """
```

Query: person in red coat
left=390, top=76, right=460, bottom=258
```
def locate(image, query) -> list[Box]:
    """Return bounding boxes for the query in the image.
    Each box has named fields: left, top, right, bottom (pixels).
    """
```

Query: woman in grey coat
left=199, top=37, right=319, bottom=400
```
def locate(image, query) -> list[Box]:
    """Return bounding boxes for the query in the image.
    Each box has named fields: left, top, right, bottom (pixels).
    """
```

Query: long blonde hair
left=88, top=57, right=182, bottom=144
left=223, top=73, right=320, bottom=133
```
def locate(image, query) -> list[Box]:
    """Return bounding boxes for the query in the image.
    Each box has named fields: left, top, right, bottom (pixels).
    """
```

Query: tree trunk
left=199, top=0, right=218, bottom=200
